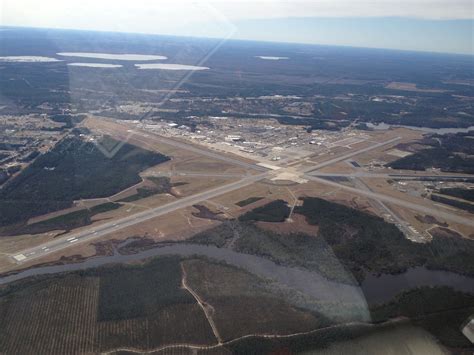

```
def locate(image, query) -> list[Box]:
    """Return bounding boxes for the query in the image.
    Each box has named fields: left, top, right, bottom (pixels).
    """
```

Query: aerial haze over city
left=0, top=1, right=473, bottom=354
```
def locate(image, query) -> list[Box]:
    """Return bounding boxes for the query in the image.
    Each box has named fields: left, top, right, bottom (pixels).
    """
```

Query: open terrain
left=0, top=27, right=473, bottom=353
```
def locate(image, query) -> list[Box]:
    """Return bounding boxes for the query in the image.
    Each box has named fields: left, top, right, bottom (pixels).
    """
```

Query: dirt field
left=385, top=82, right=447, bottom=93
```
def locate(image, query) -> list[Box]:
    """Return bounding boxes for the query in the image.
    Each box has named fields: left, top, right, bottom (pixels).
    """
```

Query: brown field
left=318, top=162, right=357, bottom=174
left=209, top=181, right=300, bottom=218
left=105, top=207, right=220, bottom=242
left=84, top=116, right=254, bottom=175
left=385, top=82, right=447, bottom=93
left=0, top=205, right=221, bottom=276
left=351, top=129, right=423, bottom=166
left=171, top=177, right=236, bottom=198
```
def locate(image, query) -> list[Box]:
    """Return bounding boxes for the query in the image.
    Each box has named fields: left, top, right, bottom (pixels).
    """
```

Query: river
left=1, top=243, right=473, bottom=308
left=366, top=123, right=474, bottom=135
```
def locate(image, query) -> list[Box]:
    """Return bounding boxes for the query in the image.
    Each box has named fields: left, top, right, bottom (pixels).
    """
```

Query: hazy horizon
left=1, top=0, right=473, bottom=55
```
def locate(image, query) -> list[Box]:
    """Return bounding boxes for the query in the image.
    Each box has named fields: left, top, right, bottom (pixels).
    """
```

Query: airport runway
left=12, top=171, right=271, bottom=263
left=303, top=137, right=401, bottom=173
left=151, top=171, right=249, bottom=179
left=108, top=119, right=269, bottom=173
left=307, top=172, right=474, bottom=180
left=304, top=175, right=474, bottom=227
left=10, top=131, right=474, bottom=264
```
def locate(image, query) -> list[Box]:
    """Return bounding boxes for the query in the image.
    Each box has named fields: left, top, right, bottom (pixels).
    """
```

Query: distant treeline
left=388, top=131, right=474, bottom=174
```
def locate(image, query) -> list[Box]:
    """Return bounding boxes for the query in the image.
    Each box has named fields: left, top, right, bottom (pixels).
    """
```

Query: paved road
left=123, top=124, right=269, bottom=173
left=351, top=176, right=421, bottom=241
left=303, top=137, right=401, bottom=173
left=13, top=172, right=271, bottom=263
left=304, top=175, right=474, bottom=227
left=308, top=172, right=474, bottom=180
left=151, top=171, right=248, bottom=179
left=10, top=129, right=473, bottom=264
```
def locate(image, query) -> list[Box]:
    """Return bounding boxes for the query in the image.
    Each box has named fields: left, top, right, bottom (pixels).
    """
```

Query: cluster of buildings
left=0, top=114, right=64, bottom=185
left=136, top=117, right=369, bottom=164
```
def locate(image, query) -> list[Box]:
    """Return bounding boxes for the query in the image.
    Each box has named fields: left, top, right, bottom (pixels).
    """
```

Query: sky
left=1, top=0, right=473, bottom=54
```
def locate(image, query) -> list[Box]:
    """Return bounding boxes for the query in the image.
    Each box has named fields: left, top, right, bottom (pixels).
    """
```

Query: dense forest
left=438, top=188, right=474, bottom=202
left=0, top=136, right=169, bottom=227
left=388, top=131, right=474, bottom=174
left=192, top=197, right=474, bottom=283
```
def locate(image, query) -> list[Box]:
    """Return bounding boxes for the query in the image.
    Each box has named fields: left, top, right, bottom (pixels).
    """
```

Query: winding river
left=1, top=243, right=473, bottom=308
left=366, top=122, right=474, bottom=135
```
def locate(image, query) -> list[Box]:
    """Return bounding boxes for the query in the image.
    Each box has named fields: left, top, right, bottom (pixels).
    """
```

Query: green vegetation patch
left=295, top=197, right=474, bottom=280
left=236, top=196, right=264, bottom=207
left=182, top=259, right=323, bottom=341
left=0, top=257, right=216, bottom=353
left=239, top=199, right=290, bottom=222
left=439, top=188, right=474, bottom=202
left=0, top=136, right=169, bottom=227
left=2, top=202, right=121, bottom=236
left=197, top=198, right=474, bottom=283
left=294, top=197, right=426, bottom=279
left=117, top=177, right=172, bottom=203
left=387, top=132, right=474, bottom=174
left=431, top=194, right=474, bottom=213
left=234, top=224, right=355, bottom=284
left=188, top=222, right=236, bottom=248
left=98, top=256, right=194, bottom=321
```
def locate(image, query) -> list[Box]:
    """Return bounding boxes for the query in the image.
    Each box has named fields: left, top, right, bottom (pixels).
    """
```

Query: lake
left=57, top=52, right=167, bottom=61
left=0, top=56, right=61, bottom=63
left=135, top=63, right=210, bottom=71
left=256, top=56, right=289, bottom=60
left=366, top=122, right=474, bottom=135
left=68, top=63, right=123, bottom=68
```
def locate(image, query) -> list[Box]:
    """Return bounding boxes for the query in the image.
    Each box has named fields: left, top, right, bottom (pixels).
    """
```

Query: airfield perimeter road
left=151, top=171, right=249, bottom=179
left=304, top=175, right=474, bottom=227
left=302, top=137, right=401, bottom=173
left=94, top=117, right=269, bottom=173
left=307, top=172, right=474, bottom=180
left=14, top=171, right=271, bottom=263
left=10, top=130, right=474, bottom=264
left=11, top=134, right=403, bottom=264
